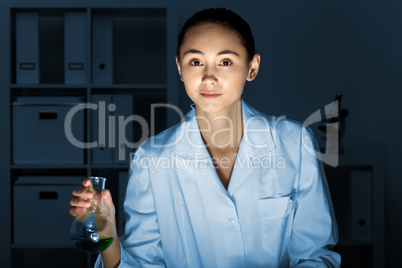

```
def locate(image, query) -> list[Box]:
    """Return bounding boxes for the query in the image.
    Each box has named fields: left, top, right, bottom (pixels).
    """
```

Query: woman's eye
left=190, top=60, right=202, bottom=66
left=220, top=60, right=232, bottom=66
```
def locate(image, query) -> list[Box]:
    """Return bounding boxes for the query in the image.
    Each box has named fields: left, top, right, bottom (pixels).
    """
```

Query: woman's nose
left=202, top=67, right=218, bottom=85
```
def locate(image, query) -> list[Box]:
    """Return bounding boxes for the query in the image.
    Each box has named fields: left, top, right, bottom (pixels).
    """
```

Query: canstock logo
left=303, top=100, right=340, bottom=167
left=64, top=101, right=340, bottom=166
left=64, top=102, right=184, bottom=161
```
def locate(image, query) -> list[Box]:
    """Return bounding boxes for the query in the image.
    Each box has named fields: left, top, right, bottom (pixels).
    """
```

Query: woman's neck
left=196, top=101, right=243, bottom=151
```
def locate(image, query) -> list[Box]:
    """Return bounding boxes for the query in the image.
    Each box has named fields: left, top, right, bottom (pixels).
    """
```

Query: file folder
left=350, top=170, right=372, bottom=241
left=118, top=171, right=129, bottom=235
left=113, top=94, right=134, bottom=164
left=65, top=12, right=87, bottom=84
left=16, top=12, right=39, bottom=84
left=92, top=15, right=113, bottom=84
left=92, top=94, right=113, bottom=164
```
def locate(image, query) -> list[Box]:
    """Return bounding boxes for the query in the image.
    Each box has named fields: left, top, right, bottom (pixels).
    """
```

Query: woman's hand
left=69, top=178, right=116, bottom=221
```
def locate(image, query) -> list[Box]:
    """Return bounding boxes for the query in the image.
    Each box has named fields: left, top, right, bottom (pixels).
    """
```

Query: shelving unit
left=325, top=153, right=385, bottom=267
left=0, top=1, right=178, bottom=267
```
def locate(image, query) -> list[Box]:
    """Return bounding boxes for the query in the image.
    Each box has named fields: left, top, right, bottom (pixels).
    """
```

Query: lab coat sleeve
left=288, top=127, right=341, bottom=267
left=94, top=146, right=166, bottom=268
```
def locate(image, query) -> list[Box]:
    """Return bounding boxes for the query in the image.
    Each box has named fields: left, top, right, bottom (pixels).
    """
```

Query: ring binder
left=16, top=12, right=39, bottom=84
left=113, top=94, right=134, bottom=164
left=92, top=94, right=113, bottom=164
left=351, top=171, right=372, bottom=241
left=20, top=63, right=36, bottom=70
left=64, top=12, right=87, bottom=84
left=92, top=15, right=113, bottom=84
left=68, top=63, right=84, bottom=70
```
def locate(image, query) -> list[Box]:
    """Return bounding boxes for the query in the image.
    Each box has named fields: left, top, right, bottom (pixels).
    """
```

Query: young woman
left=70, top=8, right=341, bottom=268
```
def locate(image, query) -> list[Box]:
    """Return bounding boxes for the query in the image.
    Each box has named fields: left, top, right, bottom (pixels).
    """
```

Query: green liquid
left=74, top=236, right=114, bottom=253
left=98, top=236, right=114, bottom=252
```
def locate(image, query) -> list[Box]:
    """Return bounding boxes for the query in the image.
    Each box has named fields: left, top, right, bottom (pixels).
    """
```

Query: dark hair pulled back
left=176, top=8, right=256, bottom=62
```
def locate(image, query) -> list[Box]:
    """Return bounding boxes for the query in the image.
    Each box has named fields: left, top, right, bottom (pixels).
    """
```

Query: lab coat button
left=226, top=218, right=235, bottom=225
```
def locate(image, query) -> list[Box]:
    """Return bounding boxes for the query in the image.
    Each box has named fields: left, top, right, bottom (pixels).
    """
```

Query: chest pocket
left=259, top=195, right=295, bottom=257
left=259, top=196, right=294, bottom=220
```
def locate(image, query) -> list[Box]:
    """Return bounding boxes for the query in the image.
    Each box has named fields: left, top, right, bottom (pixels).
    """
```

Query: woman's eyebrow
left=182, top=49, right=240, bottom=57
left=182, top=49, right=203, bottom=57
left=217, top=50, right=239, bottom=56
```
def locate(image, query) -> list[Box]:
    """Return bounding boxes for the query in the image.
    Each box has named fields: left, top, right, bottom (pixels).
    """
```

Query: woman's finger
left=82, top=178, right=91, bottom=187
left=69, top=206, right=86, bottom=218
left=70, top=197, right=91, bottom=208
left=72, top=187, right=93, bottom=199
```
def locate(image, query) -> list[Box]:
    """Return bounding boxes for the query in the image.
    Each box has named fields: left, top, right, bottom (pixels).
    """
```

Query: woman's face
left=176, top=23, right=260, bottom=116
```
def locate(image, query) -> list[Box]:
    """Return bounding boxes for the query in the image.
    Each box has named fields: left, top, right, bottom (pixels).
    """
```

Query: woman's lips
left=200, top=92, right=221, bottom=98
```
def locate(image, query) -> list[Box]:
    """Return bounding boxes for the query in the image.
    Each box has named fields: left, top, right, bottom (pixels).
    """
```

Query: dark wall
left=177, top=0, right=401, bottom=266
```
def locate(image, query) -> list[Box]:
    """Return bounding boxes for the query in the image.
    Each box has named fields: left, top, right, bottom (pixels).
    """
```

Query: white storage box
left=13, top=176, right=83, bottom=244
left=12, top=97, right=84, bottom=164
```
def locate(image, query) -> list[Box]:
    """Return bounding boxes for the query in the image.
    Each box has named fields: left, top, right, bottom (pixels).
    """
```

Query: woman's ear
left=176, top=56, right=183, bottom=81
left=247, top=54, right=261, bottom=81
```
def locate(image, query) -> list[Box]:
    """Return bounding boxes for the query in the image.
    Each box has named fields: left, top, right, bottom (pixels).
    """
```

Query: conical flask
left=70, top=177, right=115, bottom=253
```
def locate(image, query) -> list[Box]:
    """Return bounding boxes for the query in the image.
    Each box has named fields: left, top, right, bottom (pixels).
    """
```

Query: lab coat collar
left=175, top=99, right=277, bottom=195
left=180, top=100, right=276, bottom=157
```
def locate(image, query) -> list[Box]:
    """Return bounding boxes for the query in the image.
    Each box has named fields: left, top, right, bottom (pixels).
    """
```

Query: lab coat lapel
left=174, top=107, right=229, bottom=196
left=174, top=101, right=279, bottom=197
left=227, top=100, right=278, bottom=196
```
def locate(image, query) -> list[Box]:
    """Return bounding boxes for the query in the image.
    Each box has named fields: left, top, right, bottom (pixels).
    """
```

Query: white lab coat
left=95, top=100, right=341, bottom=267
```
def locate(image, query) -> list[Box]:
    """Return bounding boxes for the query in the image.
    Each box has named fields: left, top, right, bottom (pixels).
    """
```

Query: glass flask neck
left=87, top=177, right=106, bottom=213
